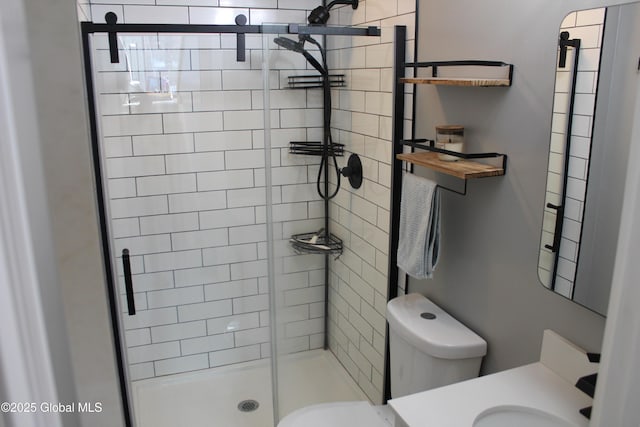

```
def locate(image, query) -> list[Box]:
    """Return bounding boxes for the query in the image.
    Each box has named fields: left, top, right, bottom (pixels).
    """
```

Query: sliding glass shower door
left=88, top=30, right=278, bottom=427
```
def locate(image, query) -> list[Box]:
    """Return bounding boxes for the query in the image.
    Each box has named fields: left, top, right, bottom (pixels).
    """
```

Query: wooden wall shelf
left=396, top=152, right=505, bottom=179
left=400, top=77, right=511, bottom=87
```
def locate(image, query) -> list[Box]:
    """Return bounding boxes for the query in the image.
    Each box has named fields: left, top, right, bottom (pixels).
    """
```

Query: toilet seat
left=278, top=401, right=391, bottom=427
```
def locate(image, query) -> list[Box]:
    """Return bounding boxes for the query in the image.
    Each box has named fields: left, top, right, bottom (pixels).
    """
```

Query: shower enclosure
left=81, top=12, right=379, bottom=427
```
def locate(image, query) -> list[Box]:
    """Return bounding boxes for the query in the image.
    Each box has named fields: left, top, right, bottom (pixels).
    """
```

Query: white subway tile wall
left=538, top=8, right=604, bottom=297
left=326, top=0, right=415, bottom=404
left=91, top=0, right=341, bottom=380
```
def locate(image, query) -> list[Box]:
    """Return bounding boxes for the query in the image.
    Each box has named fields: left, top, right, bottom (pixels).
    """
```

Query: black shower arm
left=327, top=0, right=359, bottom=10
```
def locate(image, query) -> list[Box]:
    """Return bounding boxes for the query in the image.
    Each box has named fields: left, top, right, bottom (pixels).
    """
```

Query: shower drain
left=237, top=399, right=260, bottom=413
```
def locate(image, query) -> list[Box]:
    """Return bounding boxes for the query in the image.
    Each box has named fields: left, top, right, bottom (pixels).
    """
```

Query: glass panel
left=89, top=31, right=274, bottom=427
left=262, top=28, right=371, bottom=423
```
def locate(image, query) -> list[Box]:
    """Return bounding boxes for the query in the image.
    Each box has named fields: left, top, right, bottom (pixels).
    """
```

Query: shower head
left=308, top=0, right=359, bottom=25
left=273, top=37, right=305, bottom=53
left=273, top=36, right=326, bottom=76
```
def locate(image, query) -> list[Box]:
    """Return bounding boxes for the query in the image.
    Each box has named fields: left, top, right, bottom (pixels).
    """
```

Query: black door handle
left=122, top=249, right=136, bottom=316
left=545, top=203, right=564, bottom=253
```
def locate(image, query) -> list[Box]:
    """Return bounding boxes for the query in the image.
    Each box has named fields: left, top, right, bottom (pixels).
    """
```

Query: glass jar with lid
left=435, top=125, right=464, bottom=161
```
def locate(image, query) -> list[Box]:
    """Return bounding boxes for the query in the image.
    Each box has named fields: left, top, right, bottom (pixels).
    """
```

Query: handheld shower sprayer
left=273, top=36, right=326, bottom=75
left=273, top=36, right=304, bottom=53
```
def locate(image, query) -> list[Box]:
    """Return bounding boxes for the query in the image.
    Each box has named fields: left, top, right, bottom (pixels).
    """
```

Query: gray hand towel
left=397, top=173, right=441, bottom=279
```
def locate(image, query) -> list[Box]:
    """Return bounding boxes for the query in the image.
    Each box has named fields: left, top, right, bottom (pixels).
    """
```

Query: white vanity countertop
left=388, top=362, right=592, bottom=427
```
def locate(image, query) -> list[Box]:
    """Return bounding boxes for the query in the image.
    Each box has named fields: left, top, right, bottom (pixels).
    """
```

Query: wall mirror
left=537, top=3, right=640, bottom=316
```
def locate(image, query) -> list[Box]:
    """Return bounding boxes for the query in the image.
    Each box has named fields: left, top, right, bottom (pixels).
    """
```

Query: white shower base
left=132, top=349, right=369, bottom=427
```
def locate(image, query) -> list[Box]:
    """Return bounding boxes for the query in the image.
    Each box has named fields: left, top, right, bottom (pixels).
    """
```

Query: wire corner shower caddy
left=273, top=24, right=371, bottom=258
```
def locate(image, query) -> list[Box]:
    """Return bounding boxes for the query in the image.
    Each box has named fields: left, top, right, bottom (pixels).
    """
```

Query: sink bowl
left=473, top=405, right=577, bottom=427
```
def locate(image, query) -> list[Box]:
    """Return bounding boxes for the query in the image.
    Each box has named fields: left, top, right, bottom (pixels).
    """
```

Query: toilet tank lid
left=387, top=293, right=487, bottom=359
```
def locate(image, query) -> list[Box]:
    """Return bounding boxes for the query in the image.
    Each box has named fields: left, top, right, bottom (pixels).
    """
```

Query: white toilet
left=278, top=293, right=487, bottom=427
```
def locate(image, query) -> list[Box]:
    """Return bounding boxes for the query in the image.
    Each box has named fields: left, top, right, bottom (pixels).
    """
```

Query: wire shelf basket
left=287, top=74, right=346, bottom=89
left=290, top=230, right=343, bottom=257
left=289, top=141, right=344, bottom=157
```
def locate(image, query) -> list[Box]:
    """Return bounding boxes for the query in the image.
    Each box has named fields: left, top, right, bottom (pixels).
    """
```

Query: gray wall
left=21, top=0, right=125, bottom=425
left=1, top=1, right=79, bottom=425
left=411, top=0, right=639, bottom=374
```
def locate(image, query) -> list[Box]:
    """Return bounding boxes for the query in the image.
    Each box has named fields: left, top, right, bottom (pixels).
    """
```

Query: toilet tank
left=387, top=293, right=487, bottom=398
